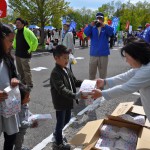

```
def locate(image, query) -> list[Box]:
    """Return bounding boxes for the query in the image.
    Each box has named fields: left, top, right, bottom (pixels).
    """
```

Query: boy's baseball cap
left=96, top=12, right=104, bottom=18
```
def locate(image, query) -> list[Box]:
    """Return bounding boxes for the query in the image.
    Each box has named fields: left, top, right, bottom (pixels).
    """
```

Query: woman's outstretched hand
left=96, top=78, right=105, bottom=89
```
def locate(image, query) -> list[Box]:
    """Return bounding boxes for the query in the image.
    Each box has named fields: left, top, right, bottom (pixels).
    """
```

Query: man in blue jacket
left=84, top=12, right=114, bottom=80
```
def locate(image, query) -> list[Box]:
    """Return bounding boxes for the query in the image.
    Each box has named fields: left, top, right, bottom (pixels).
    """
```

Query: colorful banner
left=129, top=25, right=132, bottom=34
left=0, top=0, right=7, bottom=18
left=111, top=17, right=120, bottom=34
left=107, top=19, right=112, bottom=25
left=62, top=18, right=77, bottom=31
left=62, top=18, right=66, bottom=24
left=69, top=20, right=77, bottom=31
left=104, top=17, right=108, bottom=24
left=104, top=17, right=112, bottom=26
left=125, top=21, right=130, bottom=30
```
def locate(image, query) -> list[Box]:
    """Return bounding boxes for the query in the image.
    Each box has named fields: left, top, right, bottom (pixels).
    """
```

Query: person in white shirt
left=91, top=38, right=150, bottom=121
left=62, top=23, right=74, bottom=71
left=53, top=29, right=60, bottom=44
left=0, top=23, right=20, bottom=150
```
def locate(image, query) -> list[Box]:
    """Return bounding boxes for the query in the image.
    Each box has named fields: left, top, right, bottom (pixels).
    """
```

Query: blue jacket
left=84, top=24, right=114, bottom=56
left=138, top=26, right=150, bottom=44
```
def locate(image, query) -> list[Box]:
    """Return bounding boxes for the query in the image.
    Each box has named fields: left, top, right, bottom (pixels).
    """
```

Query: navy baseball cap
left=96, top=12, right=104, bottom=18
left=63, top=22, right=70, bottom=27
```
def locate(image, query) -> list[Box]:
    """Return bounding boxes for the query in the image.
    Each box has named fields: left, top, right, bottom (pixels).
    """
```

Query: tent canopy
left=44, top=26, right=55, bottom=30
left=29, top=25, right=40, bottom=29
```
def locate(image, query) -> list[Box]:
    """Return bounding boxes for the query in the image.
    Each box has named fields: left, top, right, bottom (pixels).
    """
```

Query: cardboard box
left=108, top=102, right=150, bottom=128
left=70, top=102, right=150, bottom=149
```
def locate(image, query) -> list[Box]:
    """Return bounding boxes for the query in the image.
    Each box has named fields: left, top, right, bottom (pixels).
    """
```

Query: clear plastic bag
left=0, top=86, right=21, bottom=118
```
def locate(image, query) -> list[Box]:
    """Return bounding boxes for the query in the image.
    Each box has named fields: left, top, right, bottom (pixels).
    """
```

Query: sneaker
left=52, top=142, right=71, bottom=150
left=53, top=132, right=68, bottom=143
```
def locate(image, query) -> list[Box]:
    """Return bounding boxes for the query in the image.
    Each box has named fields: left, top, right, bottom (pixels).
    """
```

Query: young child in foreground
left=50, top=45, right=83, bottom=150
left=14, top=84, right=38, bottom=150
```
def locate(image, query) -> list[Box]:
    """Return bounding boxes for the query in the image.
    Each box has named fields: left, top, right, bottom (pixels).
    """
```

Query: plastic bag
left=28, top=114, right=52, bottom=127
left=0, top=86, right=21, bottom=118
left=69, top=54, right=77, bottom=65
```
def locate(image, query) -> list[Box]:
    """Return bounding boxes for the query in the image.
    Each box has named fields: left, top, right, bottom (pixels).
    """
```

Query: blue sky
left=6, top=0, right=148, bottom=10
left=65, top=0, right=148, bottom=10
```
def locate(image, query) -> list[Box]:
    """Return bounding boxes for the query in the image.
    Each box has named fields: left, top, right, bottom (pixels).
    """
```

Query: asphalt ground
left=0, top=41, right=141, bottom=150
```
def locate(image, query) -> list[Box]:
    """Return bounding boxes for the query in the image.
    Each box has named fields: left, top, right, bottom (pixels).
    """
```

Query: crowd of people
left=0, top=11, right=150, bottom=150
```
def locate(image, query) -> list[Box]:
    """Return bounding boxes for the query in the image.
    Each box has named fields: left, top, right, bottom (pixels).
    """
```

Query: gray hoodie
left=102, top=62, right=150, bottom=121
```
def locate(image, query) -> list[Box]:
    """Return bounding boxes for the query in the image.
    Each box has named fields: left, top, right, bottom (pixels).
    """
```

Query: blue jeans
left=54, top=109, right=71, bottom=145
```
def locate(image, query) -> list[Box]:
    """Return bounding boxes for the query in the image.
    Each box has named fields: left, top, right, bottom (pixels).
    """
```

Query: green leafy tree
left=64, top=7, right=94, bottom=30
left=118, top=1, right=150, bottom=31
left=8, top=0, right=69, bottom=45
left=98, top=1, right=116, bottom=18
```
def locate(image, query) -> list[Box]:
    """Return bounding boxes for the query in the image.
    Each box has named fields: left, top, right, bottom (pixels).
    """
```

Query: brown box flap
left=139, top=127, right=150, bottom=141
left=137, top=138, right=150, bottom=149
left=69, top=120, right=103, bottom=146
left=111, top=102, right=134, bottom=116
left=110, top=102, right=150, bottom=128
left=145, top=119, right=150, bottom=128
left=131, top=105, right=146, bottom=115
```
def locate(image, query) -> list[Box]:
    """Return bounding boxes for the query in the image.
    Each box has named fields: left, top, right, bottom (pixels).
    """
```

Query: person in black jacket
left=50, top=45, right=82, bottom=150
left=0, top=23, right=20, bottom=150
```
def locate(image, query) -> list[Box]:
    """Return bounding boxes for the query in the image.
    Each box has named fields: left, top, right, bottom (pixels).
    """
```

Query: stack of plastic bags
left=119, top=114, right=145, bottom=126
left=95, top=124, right=137, bottom=150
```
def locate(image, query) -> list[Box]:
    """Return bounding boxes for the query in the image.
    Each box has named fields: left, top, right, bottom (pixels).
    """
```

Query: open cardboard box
left=108, top=102, right=150, bottom=128
left=70, top=102, right=150, bottom=149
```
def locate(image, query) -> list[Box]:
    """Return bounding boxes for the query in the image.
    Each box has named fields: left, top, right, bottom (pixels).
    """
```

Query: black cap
left=96, top=12, right=104, bottom=18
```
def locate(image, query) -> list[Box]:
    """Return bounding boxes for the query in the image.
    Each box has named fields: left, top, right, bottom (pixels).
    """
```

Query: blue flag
left=62, top=18, right=77, bottom=31
left=111, top=17, right=120, bottom=34
left=62, top=18, right=66, bottom=24
left=69, top=20, right=77, bottom=31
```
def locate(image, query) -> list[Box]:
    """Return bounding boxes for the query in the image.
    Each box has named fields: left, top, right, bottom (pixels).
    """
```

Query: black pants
left=3, top=132, right=17, bottom=150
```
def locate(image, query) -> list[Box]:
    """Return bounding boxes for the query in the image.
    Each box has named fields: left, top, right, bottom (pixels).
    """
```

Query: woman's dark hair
left=123, top=36, right=137, bottom=45
left=0, top=22, right=14, bottom=59
left=121, top=38, right=150, bottom=65
left=15, top=17, right=25, bottom=25
left=53, top=45, right=69, bottom=57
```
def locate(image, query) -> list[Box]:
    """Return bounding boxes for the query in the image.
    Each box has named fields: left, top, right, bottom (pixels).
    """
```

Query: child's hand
left=11, top=78, right=20, bottom=87
left=91, top=89, right=102, bottom=99
left=21, top=92, right=30, bottom=105
left=81, top=91, right=89, bottom=99
left=31, top=120, right=38, bottom=128
left=0, top=91, right=8, bottom=102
